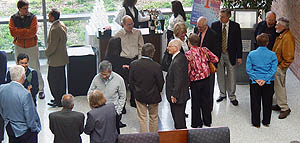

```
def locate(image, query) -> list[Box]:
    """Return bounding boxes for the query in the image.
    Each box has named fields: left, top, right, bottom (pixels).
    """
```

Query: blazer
left=49, top=109, right=85, bottom=143
left=166, top=53, right=190, bottom=104
left=45, top=20, right=69, bottom=67
left=211, top=20, right=242, bottom=66
left=129, top=57, right=164, bottom=104
left=194, top=27, right=221, bottom=62
left=84, top=103, right=118, bottom=143
left=254, top=21, right=278, bottom=50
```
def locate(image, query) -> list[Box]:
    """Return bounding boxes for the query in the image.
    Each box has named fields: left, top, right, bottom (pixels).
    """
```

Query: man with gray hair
left=254, top=11, right=278, bottom=50
left=49, top=94, right=85, bottom=143
left=0, top=65, right=41, bottom=143
left=88, top=60, right=126, bottom=133
left=271, top=17, right=295, bottom=119
left=166, top=39, right=190, bottom=129
left=115, top=15, right=144, bottom=107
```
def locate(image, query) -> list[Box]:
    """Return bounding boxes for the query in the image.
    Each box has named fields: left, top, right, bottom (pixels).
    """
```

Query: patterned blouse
left=185, top=46, right=219, bottom=81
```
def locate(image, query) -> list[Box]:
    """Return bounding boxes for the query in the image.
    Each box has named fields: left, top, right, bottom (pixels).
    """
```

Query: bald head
left=266, top=11, right=276, bottom=28
left=122, top=15, right=134, bottom=32
left=197, top=16, right=208, bottom=32
left=61, top=94, right=74, bottom=109
left=167, top=39, right=182, bottom=55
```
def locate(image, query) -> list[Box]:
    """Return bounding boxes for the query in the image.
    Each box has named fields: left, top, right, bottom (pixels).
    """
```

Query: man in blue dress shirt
left=246, top=33, right=278, bottom=128
left=0, top=65, right=41, bottom=143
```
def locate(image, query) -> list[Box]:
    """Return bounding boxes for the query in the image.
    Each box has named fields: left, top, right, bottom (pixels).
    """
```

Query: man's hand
left=171, top=96, right=177, bottom=103
left=237, top=58, right=242, bottom=65
left=27, top=85, right=32, bottom=93
left=122, top=65, right=129, bottom=69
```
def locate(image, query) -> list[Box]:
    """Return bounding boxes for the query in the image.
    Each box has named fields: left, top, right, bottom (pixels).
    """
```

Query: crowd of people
left=0, top=0, right=296, bottom=142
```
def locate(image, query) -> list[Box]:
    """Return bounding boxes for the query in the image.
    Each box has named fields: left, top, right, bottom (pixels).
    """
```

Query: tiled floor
left=3, top=59, right=300, bottom=143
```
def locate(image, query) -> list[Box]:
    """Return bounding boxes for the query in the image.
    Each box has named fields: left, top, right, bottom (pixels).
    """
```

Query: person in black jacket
left=129, top=43, right=164, bottom=133
left=254, top=11, right=278, bottom=50
left=0, top=51, right=7, bottom=143
left=49, top=94, right=85, bottom=143
left=211, top=8, right=242, bottom=106
left=166, top=39, right=190, bottom=129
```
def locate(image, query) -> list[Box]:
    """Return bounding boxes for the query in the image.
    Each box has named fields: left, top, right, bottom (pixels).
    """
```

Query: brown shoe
left=279, top=109, right=291, bottom=119
left=272, top=105, right=281, bottom=111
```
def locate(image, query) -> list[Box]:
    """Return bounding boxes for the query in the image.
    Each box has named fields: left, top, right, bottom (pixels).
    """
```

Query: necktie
left=222, top=24, right=227, bottom=53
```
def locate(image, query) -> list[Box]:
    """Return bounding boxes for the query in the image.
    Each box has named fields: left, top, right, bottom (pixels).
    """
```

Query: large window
left=0, top=0, right=193, bottom=51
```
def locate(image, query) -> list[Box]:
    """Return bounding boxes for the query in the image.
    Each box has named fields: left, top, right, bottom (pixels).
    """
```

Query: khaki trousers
left=274, top=67, right=289, bottom=111
left=217, top=52, right=236, bottom=101
left=135, top=100, right=159, bottom=133
left=15, top=45, right=44, bottom=92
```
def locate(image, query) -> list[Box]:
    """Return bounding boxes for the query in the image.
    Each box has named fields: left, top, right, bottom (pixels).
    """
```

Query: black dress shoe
left=272, top=105, right=281, bottom=111
left=231, top=100, right=239, bottom=106
left=119, top=122, right=127, bottom=128
left=130, top=102, right=137, bottom=108
left=216, top=96, right=226, bottom=102
left=50, top=100, right=55, bottom=103
left=122, top=108, right=126, bottom=114
left=48, top=102, right=62, bottom=107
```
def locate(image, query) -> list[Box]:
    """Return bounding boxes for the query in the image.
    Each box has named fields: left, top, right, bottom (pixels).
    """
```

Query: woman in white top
left=115, top=0, right=150, bottom=28
left=167, top=0, right=186, bottom=43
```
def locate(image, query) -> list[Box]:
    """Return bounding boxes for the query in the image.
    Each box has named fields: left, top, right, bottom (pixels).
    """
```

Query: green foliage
left=103, top=0, right=116, bottom=12
left=183, top=0, right=193, bottom=7
left=62, top=7, right=78, bottom=14
left=0, top=25, right=14, bottom=50
left=144, top=2, right=171, bottom=9
left=221, top=0, right=272, bottom=12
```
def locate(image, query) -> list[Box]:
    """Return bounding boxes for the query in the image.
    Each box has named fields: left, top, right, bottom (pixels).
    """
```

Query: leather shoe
left=216, top=96, right=226, bottom=102
left=279, top=109, right=291, bottom=119
left=119, top=122, right=127, bottom=128
left=253, top=124, right=260, bottom=128
left=50, top=100, right=55, bottom=103
left=39, top=92, right=45, bottom=99
left=231, top=99, right=239, bottom=106
left=272, top=105, right=281, bottom=111
left=130, top=102, right=137, bottom=108
left=48, top=102, right=62, bottom=107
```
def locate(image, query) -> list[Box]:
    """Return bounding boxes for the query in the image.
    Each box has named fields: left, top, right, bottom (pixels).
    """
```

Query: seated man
left=0, top=65, right=41, bottom=143
left=49, top=94, right=85, bottom=143
left=7, top=53, right=39, bottom=106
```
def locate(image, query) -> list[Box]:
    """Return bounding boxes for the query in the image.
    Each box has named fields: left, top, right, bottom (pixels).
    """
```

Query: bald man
left=254, top=11, right=279, bottom=50
left=115, top=15, right=144, bottom=107
left=49, top=94, right=85, bottom=143
left=166, top=39, right=190, bottom=129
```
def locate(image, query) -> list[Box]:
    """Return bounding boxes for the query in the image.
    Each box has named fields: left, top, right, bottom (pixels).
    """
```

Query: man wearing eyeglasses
left=9, top=0, right=45, bottom=100
left=88, top=60, right=126, bottom=134
left=115, top=15, right=144, bottom=108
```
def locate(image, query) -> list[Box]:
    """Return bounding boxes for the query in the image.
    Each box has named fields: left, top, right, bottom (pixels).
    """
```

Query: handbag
left=204, top=49, right=217, bottom=74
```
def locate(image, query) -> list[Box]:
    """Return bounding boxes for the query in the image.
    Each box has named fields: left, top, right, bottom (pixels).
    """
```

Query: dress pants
left=0, top=115, right=3, bottom=142
left=274, top=67, right=289, bottom=111
left=47, top=65, right=66, bottom=105
left=170, top=102, right=187, bottom=129
left=15, top=45, right=44, bottom=93
left=208, top=74, right=215, bottom=109
left=6, top=123, right=38, bottom=143
left=250, top=81, right=274, bottom=126
left=116, top=114, right=122, bottom=134
left=136, top=100, right=159, bottom=133
left=190, top=78, right=212, bottom=127
left=217, top=52, right=236, bottom=101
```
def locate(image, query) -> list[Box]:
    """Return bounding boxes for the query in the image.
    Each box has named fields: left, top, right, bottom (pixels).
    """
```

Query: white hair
left=170, top=39, right=183, bottom=51
left=266, top=11, right=276, bottom=18
left=10, top=65, right=25, bottom=81
left=197, top=16, right=208, bottom=26
left=121, top=15, right=132, bottom=26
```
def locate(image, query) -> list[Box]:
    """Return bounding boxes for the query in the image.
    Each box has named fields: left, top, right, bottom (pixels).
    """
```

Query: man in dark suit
left=49, top=94, right=85, bottom=143
left=166, top=39, right=190, bottom=129
left=254, top=11, right=278, bottom=50
left=129, top=43, right=164, bottom=133
left=211, top=8, right=242, bottom=106
left=194, top=16, right=221, bottom=109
